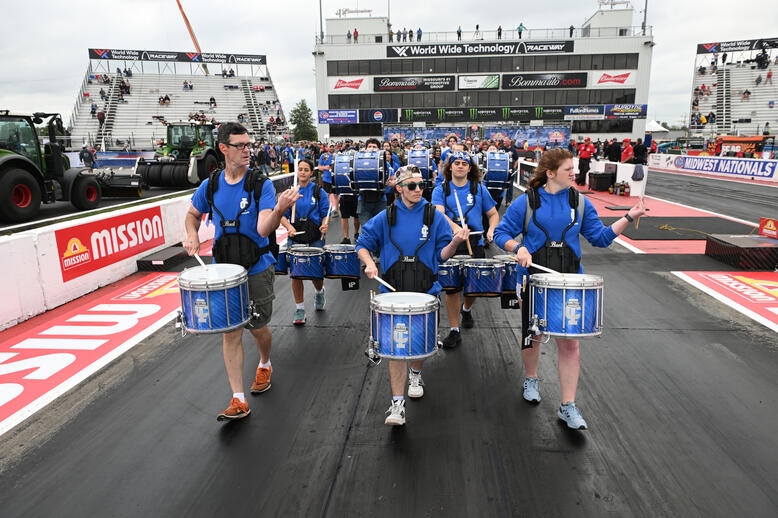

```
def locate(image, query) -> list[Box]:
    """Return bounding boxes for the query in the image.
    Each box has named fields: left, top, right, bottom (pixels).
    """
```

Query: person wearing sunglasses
left=356, top=165, right=470, bottom=426
left=432, top=151, right=500, bottom=349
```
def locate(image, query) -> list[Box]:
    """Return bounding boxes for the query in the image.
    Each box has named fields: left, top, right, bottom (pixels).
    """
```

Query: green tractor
left=0, top=111, right=104, bottom=223
left=136, top=122, right=222, bottom=189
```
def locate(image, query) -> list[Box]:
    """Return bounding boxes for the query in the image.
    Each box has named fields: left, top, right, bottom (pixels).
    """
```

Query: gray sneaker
left=314, top=290, right=326, bottom=311
left=292, top=308, right=306, bottom=326
left=523, top=377, right=541, bottom=403
left=407, top=371, right=424, bottom=398
left=558, top=402, right=588, bottom=430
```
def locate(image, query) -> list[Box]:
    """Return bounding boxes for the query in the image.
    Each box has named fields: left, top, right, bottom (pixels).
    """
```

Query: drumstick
left=194, top=253, right=207, bottom=268
left=635, top=190, right=644, bottom=229
left=521, top=262, right=561, bottom=275
left=324, top=203, right=333, bottom=227
left=453, top=191, right=473, bottom=255
left=373, top=275, right=397, bottom=292
left=291, top=166, right=298, bottom=223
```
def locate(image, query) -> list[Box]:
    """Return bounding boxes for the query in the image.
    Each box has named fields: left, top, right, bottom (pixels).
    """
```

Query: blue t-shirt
left=283, top=182, right=330, bottom=224
left=431, top=181, right=496, bottom=246
left=191, top=170, right=277, bottom=275
left=356, top=198, right=453, bottom=295
left=318, top=153, right=334, bottom=183
left=493, top=187, right=617, bottom=281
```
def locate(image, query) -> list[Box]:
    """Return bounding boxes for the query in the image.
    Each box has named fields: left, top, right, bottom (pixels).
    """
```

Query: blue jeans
left=357, top=198, right=386, bottom=227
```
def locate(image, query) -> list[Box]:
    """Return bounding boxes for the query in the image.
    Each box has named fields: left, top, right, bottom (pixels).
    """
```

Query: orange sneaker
left=217, top=398, right=250, bottom=421
left=251, top=365, right=272, bottom=394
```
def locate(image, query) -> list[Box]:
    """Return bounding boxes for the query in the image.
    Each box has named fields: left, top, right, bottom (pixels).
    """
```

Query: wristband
left=624, top=213, right=634, bottom=223
left=513, top=243, right=522, bottom=254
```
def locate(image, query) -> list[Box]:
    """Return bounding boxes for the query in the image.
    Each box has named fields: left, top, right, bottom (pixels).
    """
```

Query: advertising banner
left=484, top=125, right=571, bottom=146
left=759, top=218, right=778, bottom=239
left=318, top=110, right=358, bottom=124
left=502, top=73, right=587, bottom=89
left=373, top=76, right=455, bottom=91
left=359, top=109, right=399, bottom=123
left=604, top=104, right=648, bottom=119
left=399, top=106, right=566, bottom=123
left=458, top=75, right=500, bottom=90
left=54, top=207, right=165, bottom=282
left=328, top=77, right=371, bottom=93
left=89, top=48, right=266, bottom=64
left=384, top=127, right=466, bottom=142
left=386, top=41, right=574, bottom=58
left=669, top=155, right=777, bottom=179
left=564, top=105, right=605, bottom=120
left=589, top=70, right=637, bottom=88
left=696, top=38, right=778, bottom=54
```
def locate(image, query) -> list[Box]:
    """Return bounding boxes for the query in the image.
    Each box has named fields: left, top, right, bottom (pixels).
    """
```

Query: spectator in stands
left=228, top=68, right=235, bottom=77
left=517, top=22, right=525, bottom=39
left=79, top=144, right=95, bottom=171
left=99, top=88, right=107, bottom=101
left=102, top=74, right=111, bottom=85
left=457, top=26, right=462, bottom=40
left=388, top=28, right=393, bottom=41
left=97, top=110, right=106, bottom=128
left=698, top=65, right=706, bottom=75
left=353, top=28, right=359, bottom=43
left=403, top=28, right=408, bottom=41
left=756, top=74, right=763, bottom=87
left=347, top=30, right=352, bottom=43
left=183, top=80, right=189, bottom=90
left=707, top=111, right=716, bottom=124
left=164, top=94, right=170, bottom=104
left=569, top=25, right=575, bottom=38
left=124, top=68, right=132, bottom=77
left=474, top=24, right=480, bottom=39
left=742, top=89, right=751, bottom=100
left=417, top=27, right=422, bottom=41
left=764, top=122, right=771, bottom=135
left=497, top=25, right=502, bottom=39
left=90, top=102, right=98, bottom=117
left=210, top=96, right=217, bottom=108
left=767, top=70, right=773, bottom=86
left=117, top=92, right=126, bottom=103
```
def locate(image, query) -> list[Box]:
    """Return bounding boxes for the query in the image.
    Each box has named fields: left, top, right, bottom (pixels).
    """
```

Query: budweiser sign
left=334, top=78, right=364, bottom=89
left=598, top=72, right=631, bottom=84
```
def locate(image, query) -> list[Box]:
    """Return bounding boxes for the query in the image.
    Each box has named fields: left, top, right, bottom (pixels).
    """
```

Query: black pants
left=577, top=158, right=590, bottom=186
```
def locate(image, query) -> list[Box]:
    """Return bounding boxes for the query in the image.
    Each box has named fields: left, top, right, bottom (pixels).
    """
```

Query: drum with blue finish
left=463, top=258, right=504, bottom=297
left=289, top=247, right=325, bottom=280
left=353, top=150, right=384, bottom=191
left=370, top=292, right=439, bottom=360
left=407, top=149, right=432, bottom=182
left=178, top=263, right=250, bottom=334
left=484, top=151, right=510, bottom=190
left=438, top=257, right=464, bottom=293
left=494, top=254, right=518, bottom=294
left=324, top=244, right=360, bottom=279
left=529, top=273, right=604, bottom=337
left=275, top=245, right=289, bottom=275
left=332, top=153, right=354, bottom=194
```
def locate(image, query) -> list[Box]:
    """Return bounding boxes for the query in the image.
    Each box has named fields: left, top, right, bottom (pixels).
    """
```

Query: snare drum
left=463, top=258, right=504, bottom=297
left=529, top=273, right=603, bottom=337
left=275, top=245, right=289, bottom=275
left=289, top=247, right=325, bottom=280
left=324, top=244, right=360, bottom=279
left=493, top=254, right=518, bottom=294
left=178, top=263, right=250, bottom=334
left=370, top=292, right=439, bottom=360
left=438, top=257, right=464, bottom=293
left=333, top=153, right=355, bottom=194
left=353, top=150, right=384, bottom=191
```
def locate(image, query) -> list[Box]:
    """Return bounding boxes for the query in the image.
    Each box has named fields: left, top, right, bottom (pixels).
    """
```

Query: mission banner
left=386, top=41, right=574, bottom=58
left=89, top=48, right=266, bottom=64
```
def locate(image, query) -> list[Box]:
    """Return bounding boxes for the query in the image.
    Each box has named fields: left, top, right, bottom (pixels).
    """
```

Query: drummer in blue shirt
left=357, top=165, right=469, bottom=426
left=184, top=122, right=301, bottom=422
left=280, top=158, right=330, bottom=326
left=431, top=151, right=500, bottom=349
left=494, top=148, right=645, bottom=430
left=357, top=138, right=397, bottom=228
left=381, top=140, right=401, bottom=205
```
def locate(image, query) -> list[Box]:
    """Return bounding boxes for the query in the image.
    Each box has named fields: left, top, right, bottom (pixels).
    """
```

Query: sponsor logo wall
left=501, top=73, right=587, bottom=90
left=359, top=109, right=399, bottom=123
left=458, top=75, right=500, bottom=90
left=696, top=38, right=778, bottom=54
left=386, top=41, right=574, bottom=58
left=89, top=48, right=266, bottom=64
left=373, top=76, right=455, bottom=91
left=589, top=70, right=636, bottom=88
left=648, top=153, right=778, bottom=181
left=564, top=105, right=605, bottom=120
left=328, top=77, right=371, bottom=93
left=604, top=104, right=648, bottom=119
left=383, top=125, right=571, bottom=146
left=318, top=109, right=359, bottom=124
left=400, top=106, right=567, bottom=122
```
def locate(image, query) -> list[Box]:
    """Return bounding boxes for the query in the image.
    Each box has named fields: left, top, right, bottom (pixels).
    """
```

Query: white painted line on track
left=672, top=272, right=778, bottom=335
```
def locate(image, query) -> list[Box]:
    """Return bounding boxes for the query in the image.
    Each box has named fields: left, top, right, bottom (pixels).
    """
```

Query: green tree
left=289, top=99, right=318, bottom=142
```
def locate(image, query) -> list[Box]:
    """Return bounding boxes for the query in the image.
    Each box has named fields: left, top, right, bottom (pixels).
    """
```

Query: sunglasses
left=401, top=182, right=423, bottom=190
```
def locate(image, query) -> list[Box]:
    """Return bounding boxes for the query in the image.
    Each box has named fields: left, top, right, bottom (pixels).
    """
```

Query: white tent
left=645, top=120, right=669, bottom=133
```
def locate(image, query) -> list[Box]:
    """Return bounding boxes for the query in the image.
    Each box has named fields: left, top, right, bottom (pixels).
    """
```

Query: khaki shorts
left=245, top=267, right=275, bottom=329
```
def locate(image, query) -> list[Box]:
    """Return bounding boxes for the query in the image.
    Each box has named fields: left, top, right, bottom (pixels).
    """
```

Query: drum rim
left=463, top=258, right=503, bottom=267
left=289, top=247, right=325, bottom=256
left=371, top=292, right=439, bottom=313
left=323, top=244, right=356, bottom=252
left=530, top=273, right=604, bottom=287
left=178, top=264, right=248, bottom=289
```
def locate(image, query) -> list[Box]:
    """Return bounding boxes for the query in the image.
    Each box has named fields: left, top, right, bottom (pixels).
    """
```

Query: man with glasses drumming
left=356, top=166, right=469, bottom=426
left=184, top=122, right=300, bottom=422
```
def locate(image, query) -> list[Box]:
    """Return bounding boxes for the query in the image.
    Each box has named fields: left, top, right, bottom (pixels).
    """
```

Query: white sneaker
left=407, top=371, right=424, bottom=398
left=384, top=399, right=406, bottom=425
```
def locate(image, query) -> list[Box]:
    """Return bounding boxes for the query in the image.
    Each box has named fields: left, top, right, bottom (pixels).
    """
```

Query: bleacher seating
left=69, top=71, right=289, bottom=150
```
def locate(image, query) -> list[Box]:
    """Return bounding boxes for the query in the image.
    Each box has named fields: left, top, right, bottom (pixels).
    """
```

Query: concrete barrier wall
left=648, top=154, right=778, bottom=182
left=2, top=174, right=292, bottom=331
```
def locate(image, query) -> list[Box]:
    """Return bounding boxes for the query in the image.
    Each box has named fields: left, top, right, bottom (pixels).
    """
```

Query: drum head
left=372, top=292, right=438, bottom=312
left=324, top=244, right=355, bottom=253
left=178, top=263, right=247, bottom=289
left=453, top=254, right=472, bottom=261
left=464, top=258, right=502, bottom=268
left=530, top=272, right=603, bottom=288
left=442, top=257, right=462, bottom=266
left=289, top=246, right=324, bottom=256
left=493, top=254, right=515, bottom=264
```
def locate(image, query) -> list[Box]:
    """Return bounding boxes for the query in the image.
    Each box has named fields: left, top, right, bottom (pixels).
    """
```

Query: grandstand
left=68, top=49, right=290, bottom=151
left=691, top=37, right=778, bottom=136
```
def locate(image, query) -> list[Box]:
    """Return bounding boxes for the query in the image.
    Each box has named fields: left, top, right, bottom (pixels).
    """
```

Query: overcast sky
left=0, top=0, right=774, bottom=128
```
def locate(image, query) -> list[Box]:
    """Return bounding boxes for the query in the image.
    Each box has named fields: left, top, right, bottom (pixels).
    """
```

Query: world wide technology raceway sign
left=386, top=41, right=573, bottom=58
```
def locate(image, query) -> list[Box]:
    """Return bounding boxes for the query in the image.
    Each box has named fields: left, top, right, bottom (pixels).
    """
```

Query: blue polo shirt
left=283, top=182, right=330, bottom=224
left=431, top=181, right=496, bottom=246
left=318, top=152, right=334, bottom=183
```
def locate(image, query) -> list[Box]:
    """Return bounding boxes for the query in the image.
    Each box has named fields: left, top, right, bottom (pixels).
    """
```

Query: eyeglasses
left=226, top=142, right=251, bottom=151
left=400, top=182, right=422, bottom=191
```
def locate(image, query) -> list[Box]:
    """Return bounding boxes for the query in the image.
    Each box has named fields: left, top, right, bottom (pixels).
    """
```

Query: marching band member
left=356, top=165, right=469, bottom=426
left=494, top=148, right=645, bottom=430
left=431, top=151, right=499, bottom=348
left=357, top=138, right=396, bottom=228
left=184, top=122, right=300, bottom=422
left=279, top=158, right=330, bottom=325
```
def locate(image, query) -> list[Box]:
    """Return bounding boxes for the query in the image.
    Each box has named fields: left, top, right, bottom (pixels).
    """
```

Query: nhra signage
left=88, top=48, right=266, bottom=64
left=400, top=106, right=566, bottom=122
left=604, top=104, right=648, bottom=119
left=696, top=38, right=778, bottom=54
left=386, top=41, right=574, bottom=58
left=564, top=105, right=605, bottom=120
left=318, top=110, right=358, bottom=124
left=373, top=76, right=455, bottom=92
left=502, top=73, right=587, bottom=89
left=55, top=207, right=165, bottom=282
left=672, top=156, right=777, bottom=179
left=359, top=109, right=399, bottom=123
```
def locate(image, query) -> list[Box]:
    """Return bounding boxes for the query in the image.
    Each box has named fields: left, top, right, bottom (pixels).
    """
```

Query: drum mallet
left=373, top=275, right=397, bottom=292
left=453, top=191, right=473, bottom=255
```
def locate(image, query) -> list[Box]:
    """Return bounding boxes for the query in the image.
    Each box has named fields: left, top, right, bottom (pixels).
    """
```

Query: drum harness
left=383, top=202, right=438, bottom=293
left=289, top=184, right=323, bottom=245
left=443, top=180, right=483, bottom=253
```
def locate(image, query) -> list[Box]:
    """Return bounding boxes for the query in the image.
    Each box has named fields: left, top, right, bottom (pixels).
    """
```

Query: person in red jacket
left=650, top=140, right=658, bottom=154
left=621, top=138, right=634, bottom=163
left=575, top=137, right=596, bottom=185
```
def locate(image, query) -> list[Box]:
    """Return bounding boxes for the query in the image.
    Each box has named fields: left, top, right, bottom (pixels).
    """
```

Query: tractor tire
left=71, top=175, right=102, bottom=211
left=0, top=168, right=42, bottom=223
left=197, top=154, right=219, bottom=182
